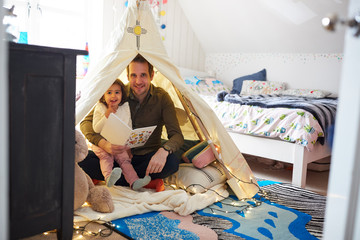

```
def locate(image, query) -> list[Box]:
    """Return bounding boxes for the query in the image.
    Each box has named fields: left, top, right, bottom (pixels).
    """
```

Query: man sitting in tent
left=79, top=54, right=184, bottom=189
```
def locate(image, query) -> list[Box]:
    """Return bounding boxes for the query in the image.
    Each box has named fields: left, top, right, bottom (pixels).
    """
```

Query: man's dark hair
left=126, top=54, right=154, bottom=78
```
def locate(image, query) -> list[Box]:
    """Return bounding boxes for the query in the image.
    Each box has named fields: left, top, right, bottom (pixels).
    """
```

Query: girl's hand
left=105, top=104, right=117, bottom=118
left=110, top=102, right=118, bottom=112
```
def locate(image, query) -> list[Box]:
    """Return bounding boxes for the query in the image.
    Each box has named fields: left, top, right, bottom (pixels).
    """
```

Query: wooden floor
left=245, top=154, right=330, bottom=196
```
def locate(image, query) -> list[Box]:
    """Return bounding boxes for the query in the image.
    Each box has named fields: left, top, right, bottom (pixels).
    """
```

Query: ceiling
left=178, top=0, right=349, bottom=53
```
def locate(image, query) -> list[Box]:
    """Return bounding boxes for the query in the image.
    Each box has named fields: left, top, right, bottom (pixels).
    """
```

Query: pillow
left=182, top=141, right=217, bottom=168
left=240, top=80, right=285, bottom=95
left=184, top=76, right=230, bottom=96
left=164, top=162, right=226, bottom=194
left=183, top=76, right=199, bottom=85
left=231, top=69, right=267, bottom=94
left=281, top=89, right=331, bottom=98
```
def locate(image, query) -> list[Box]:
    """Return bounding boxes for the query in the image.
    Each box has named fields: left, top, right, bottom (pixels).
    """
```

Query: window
left=4, top=0, right=88, bottom=49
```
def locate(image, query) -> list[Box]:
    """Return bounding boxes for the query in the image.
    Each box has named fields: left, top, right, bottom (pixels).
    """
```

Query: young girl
left=91, top=79, right=151, bottom=189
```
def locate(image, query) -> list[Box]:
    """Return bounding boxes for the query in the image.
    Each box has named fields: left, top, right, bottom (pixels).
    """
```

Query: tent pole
left=172, top=85, right=229, bottom=176
left=173, top=86, right=204, bottom=141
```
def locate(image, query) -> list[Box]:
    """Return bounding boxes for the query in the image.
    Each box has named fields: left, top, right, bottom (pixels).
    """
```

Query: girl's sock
left=106, top=167, right=122, bottom=187
left=132, top=175, right=151, bottom=190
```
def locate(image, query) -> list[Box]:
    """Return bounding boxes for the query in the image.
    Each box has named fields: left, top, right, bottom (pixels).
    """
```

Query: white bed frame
left=228, top=131, right=331, bottom=188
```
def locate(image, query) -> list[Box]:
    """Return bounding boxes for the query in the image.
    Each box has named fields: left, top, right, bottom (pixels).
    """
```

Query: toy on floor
left=74, top=129, right=115, bottom=213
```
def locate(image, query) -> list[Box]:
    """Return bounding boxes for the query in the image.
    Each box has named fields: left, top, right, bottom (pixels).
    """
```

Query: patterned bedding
left=200, top=94, right=337, bottom=152
left=217, top=92, right=337, bottom=139
left=182, top=75, right=337, bottom=151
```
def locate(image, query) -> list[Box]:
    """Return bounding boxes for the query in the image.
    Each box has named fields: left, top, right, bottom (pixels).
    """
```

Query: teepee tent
left=76, top=0, right=258, bottom=199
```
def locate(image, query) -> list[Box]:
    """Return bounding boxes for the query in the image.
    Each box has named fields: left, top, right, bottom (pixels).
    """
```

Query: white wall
left=206, top=53, right=343, bottom=95
left=0, top=1, right=9, bottom=239
left=178, top=0, right=347, bottom=54
left=83, top=0, right=125, bottom=69
left=86, top=0, right=114, bottom=68
left=162, top=0, right=205, bottom=71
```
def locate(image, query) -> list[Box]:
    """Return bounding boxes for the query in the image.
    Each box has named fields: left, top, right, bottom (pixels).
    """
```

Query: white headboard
left=206, top=53, right=342, bottom=97
left=178, top=67, right=209, bottom=79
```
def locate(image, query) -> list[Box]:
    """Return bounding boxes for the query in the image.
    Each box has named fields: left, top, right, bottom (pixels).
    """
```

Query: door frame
left=323, top=0, right=360, bottom=238
left=0, top=0, right=10, bottom=239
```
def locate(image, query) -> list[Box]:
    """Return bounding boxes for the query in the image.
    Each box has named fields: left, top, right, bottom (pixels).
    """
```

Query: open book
left=100, top=113, right=156, bottom=148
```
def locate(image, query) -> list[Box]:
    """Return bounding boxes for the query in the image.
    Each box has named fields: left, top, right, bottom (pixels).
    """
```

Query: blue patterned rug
left=110, top=180, right=326, bottom=240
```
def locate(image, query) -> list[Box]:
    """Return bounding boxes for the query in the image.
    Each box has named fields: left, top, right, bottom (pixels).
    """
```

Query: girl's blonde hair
left=99, top=79, right=127, bottom=107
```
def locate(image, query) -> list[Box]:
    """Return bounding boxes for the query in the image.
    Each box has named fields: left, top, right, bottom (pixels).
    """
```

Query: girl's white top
left=93, top=102, right=132, bottom=133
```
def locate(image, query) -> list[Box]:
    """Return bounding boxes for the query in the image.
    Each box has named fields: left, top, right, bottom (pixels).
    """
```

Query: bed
left=179, top=68, right=337, bottom=188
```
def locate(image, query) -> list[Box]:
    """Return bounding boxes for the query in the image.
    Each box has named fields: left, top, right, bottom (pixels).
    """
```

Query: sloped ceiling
left=178, top=0, right=349, bottom=53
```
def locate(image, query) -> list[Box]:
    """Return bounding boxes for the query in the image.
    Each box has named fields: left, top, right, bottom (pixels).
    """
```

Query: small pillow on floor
left=164, top=162, right=226, bottom=194
left=182, top=141, right=217, bottom=168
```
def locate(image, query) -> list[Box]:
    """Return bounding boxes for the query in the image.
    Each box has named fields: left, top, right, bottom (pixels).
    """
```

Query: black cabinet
left=8, top=42, right=87, bottom=239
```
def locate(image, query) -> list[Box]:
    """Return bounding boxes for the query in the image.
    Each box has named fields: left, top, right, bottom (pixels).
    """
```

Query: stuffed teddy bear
left=74, top=129, right=115, bottom=213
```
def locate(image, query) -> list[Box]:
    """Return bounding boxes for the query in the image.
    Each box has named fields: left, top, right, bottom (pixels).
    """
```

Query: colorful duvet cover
left=200, top=93, right=337, bottom=152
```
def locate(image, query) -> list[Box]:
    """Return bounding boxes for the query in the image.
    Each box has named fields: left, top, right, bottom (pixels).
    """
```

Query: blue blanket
left=217, top=92, right=337, bottom=144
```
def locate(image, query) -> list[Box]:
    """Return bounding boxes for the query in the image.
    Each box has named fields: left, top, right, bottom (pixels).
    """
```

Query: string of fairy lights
left=73, top=219, right=114, bottom=238
left=40, top=220, right=115, bottom=238
left=164, top=164, right=276, bottom=216
left=41, top=180, right=275, bottom=238
left=66, top=180, right=274, bottom=238
left=40, top=173, right=275, bottom=238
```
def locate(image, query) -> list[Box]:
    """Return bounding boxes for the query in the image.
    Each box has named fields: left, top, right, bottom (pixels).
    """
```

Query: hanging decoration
left=76, top=42, right=90, bottom=80
left=127, top=20, right=148, bottom=50
left=148, top=0, right=167, bottom=41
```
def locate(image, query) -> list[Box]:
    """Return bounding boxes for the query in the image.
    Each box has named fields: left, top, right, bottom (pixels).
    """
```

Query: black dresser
left=8, top=42, right=87, bottom=239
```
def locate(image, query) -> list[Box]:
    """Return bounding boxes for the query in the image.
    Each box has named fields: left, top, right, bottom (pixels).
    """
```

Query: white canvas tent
left=75, top=0, right=258, bottom=199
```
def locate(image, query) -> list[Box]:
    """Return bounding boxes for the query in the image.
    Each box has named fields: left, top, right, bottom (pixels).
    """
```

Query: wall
left=178, top=0, right=347, bottom=54
left=86, top=0, right=115, bottom=67
left=206, top=53, right=343, bottom=95
left=161, top=0, right=205, bottom=70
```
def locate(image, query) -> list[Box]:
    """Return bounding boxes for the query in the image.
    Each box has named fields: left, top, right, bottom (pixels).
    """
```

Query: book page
left=125, top=125, right=156, bottom=148
left=100, top=113, right=132, bottom=145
